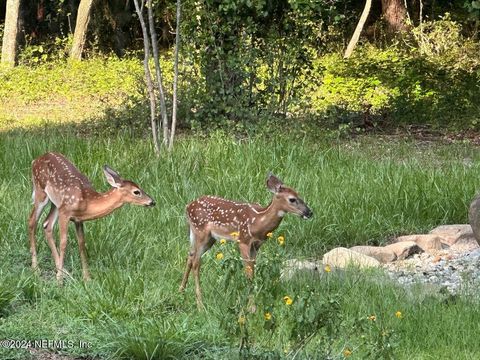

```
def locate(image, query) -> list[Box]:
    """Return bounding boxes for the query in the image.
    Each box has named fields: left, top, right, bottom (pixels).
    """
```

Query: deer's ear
left=103, top=165, right=122, bottom=188
left=266, top=173, right=284, bottom=193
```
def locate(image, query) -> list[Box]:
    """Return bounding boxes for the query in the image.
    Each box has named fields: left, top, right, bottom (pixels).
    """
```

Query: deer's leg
left=56, top=214, right=70, bottom=284
left=239, top=241, right=260, bottom=313
left=179, top=228, right=196, bottom=292
left=43, top=205, right=60, bottom=269
left=192, top=234, right=215, bottom=310
left=74, top=221, right=90, bottom=281
left=28, top=188, right=48, bottom=271
left=239, top=242, right=256, bottom=279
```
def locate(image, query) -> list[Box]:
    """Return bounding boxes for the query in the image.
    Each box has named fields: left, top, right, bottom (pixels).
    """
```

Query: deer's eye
left=133, top=189, right=141, bottom=196
left=289, top=198, right=297, bottom=203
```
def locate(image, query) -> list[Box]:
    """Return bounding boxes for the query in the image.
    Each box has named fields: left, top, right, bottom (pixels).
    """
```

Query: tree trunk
left=1, top=0, right=21, bottom=67
left=344, top=0, right=372, bottom=58
left=381, top=0, right=407, bottom=33
left=147, top=0, right=169, bottom=147
left=169, top=0, right=181, bottom=151
left=70, top=0, right=95, bottom=60
left=133, top=0, right=161, bottom=155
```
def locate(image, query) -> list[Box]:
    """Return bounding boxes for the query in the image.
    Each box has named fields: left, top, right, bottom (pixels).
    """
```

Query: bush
left=306, top=37, right=480, bottom=130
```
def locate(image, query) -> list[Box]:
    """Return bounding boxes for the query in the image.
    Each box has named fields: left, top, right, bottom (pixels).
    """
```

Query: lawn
left=1, top=60, right=480, bottom=359
left=1, top=127, right=480, bottom=359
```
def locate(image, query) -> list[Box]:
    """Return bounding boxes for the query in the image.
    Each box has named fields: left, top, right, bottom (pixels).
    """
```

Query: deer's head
left=267, top=173, right=313, bottom=219
left=103, top=165, right=156, bottom=207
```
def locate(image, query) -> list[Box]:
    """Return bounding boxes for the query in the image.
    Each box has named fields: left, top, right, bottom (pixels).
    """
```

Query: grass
left=1, top=56, right=480, bottom=359
left=0, top=59, right=143, bottom=131
left=1, top=127, right=480, bottom=359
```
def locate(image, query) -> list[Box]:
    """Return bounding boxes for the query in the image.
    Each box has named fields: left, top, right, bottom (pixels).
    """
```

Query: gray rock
left=282, top=259, right=322, bottom=279
left=470, top=196, right=480, bottom=244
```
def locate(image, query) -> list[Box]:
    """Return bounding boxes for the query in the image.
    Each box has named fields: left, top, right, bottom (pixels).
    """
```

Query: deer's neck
left=252, top=198, right=285, bottom=233
left=80, top=188, right=125, bottom=221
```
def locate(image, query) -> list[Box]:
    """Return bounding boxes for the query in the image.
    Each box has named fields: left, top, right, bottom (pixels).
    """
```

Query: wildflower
left=283, top=296, right=293, bottom=305
left=238, top=315, right=246, bottom=325
left=277, top=235, right=285, bottom=246
left=368, top=315, right=376, bottom=322
left=216, top=252, right=224, bottom=260
left=220, top=239, right=227, bottom=245
left=343, top=348, right=352, bottom=357
left=266, top=232, right=273, bottom=238
left=230, top=231, right=239, bottom=238
left=264, top=312, right=272, bottom=321
left=395, top=311, right=402, bottom=319
left=324, top=264, right=331, bottom=273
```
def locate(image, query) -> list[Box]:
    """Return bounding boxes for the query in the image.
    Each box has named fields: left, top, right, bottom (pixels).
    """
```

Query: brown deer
left=28, top=152, right=155, bottom=283
left=179, top=173, right=313, bottom=308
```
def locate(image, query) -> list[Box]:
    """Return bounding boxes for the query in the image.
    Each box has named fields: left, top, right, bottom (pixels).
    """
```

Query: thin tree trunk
left=133, top=0, right=160, bottom=155
left=344, top=0, right=372, bottom=59
left=169, top=0, right=181, bottom=151
left=1, top=0, right=21, bottom=66
left=147, top=0, right=169, bottom=147
left=70, top=0, right=95, bottom=60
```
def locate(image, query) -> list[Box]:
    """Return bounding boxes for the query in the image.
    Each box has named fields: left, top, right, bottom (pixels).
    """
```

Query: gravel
left=383, top=248, right=480, bottom=295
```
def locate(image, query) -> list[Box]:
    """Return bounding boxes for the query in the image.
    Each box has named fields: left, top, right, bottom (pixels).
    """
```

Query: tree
left=1, top=0, right=21, bottom=66
left=381, top=0, right=407, bottom=33
left=70, top=0, right=95, bottom=60
left=133, top=0, right=181, bottom=154
left=133, top=0, right=161, bottom=154
left=169, top=0, right=181, bottom=151
left=344, top=0, right=372, bottom=58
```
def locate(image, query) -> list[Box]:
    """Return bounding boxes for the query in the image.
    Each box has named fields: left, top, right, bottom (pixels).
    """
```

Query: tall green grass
left=1, top=130, right=480, bottom=359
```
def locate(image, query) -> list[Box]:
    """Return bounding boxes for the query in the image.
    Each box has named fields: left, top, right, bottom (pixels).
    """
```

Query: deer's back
left=32, top=152, right=93, bottom=190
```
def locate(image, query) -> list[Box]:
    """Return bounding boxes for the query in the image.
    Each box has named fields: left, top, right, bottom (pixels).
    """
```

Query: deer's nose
left=302, top=209, right=313, bottom=219
left=147, top=199, right=156, bottom=207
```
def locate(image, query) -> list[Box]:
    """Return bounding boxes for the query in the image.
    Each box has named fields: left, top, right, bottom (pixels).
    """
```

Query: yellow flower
left=238, top=315, right=246, bottom=325
left=324, top=264, right=331, bottom=273
left=220, top=239, right=227, bottom=245
left=277, top=235, right=285, bottom=246
left=264, top=312, right=272, bottom=321
left=343, top=348, right=352, bottom=357
left=266, top=232, right=273, bottom=238
left=283, top=296, right=293, bottom=305
left=395, top=311, right=402, bottom=319
left=368, top=315, right=376, bottom=321
left=230, top=231, right=239, bottom=238
left=216, top=252, right=224, bottom=260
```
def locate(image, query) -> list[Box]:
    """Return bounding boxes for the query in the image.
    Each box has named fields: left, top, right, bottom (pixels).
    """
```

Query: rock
left=282, top=259, right=322, bottom=279
left=396, top=234, right=445, bottom=254
left=322, top=247, right=380, bottom=269
left=416, top=235, right=446, bottom=253
left=350, top=246, right=397, bottom=263
left=450, top=236, right=480, bottom=252
left=429, top=224, right=476, bottom=246
left=469, top=196, right=480, bottom=243
left=384, top=241, right=423, bottom=260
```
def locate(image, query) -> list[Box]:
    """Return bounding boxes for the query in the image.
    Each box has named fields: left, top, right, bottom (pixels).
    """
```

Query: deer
left=179, top=173, right=313, bottom=309
left=28, top=152, right=155, bottom=284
